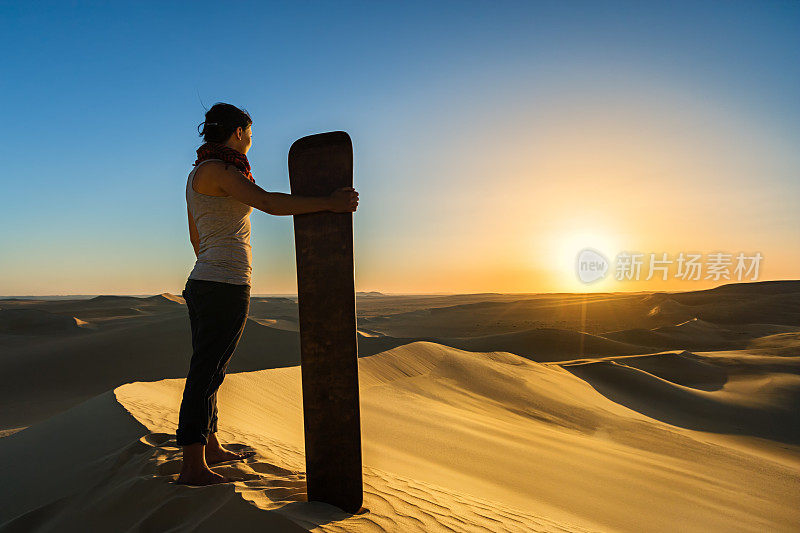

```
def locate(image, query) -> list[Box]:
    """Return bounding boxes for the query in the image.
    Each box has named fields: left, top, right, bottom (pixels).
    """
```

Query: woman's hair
left=197, top=102, right=252, bottom=144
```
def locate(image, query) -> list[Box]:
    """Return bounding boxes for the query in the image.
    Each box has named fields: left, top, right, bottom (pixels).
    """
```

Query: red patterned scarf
left=193, top=142, right=255, bottom=183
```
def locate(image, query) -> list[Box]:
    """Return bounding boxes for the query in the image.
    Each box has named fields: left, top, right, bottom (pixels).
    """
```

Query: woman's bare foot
left=176, top=440, right=234, bottom=486
left=206, top=448, right=256, bottom=465
left=205, top=432, right=256, bottom=465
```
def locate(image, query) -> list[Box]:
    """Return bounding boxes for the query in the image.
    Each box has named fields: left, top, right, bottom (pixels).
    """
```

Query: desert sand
left=0, top=280, right=798, bottom=531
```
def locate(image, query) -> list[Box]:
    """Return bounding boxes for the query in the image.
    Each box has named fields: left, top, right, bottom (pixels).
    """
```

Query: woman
left=177, top=102, right=359, bottom=486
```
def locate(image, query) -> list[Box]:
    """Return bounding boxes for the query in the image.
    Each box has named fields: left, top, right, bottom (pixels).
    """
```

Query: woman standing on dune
left=177, top=102, right=359, bottom=486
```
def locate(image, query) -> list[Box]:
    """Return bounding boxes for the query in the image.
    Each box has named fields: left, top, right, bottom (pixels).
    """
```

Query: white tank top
left=186, top=159, right=254, bottom=286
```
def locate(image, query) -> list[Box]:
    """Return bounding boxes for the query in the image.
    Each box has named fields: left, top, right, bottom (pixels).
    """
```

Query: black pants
left=177, top=278, right=250, bottom=446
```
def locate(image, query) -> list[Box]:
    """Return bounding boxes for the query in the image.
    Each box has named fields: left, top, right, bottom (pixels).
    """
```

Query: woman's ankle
left=181, top=442, right=209, bottom=469
left=206, top=432, right=225, bottom=452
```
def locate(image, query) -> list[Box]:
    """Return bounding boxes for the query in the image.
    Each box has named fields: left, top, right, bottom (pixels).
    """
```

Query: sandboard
left=288, top=131, right=365, bottom=514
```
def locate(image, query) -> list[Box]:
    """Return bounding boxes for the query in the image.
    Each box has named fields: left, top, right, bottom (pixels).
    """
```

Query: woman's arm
left=214, top=165, right=358, bottom=215
left=187, top=206, right=200, bottom=258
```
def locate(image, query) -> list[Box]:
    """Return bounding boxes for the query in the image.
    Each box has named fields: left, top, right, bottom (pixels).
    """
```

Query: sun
left=546, top=228, right=620, bottom=291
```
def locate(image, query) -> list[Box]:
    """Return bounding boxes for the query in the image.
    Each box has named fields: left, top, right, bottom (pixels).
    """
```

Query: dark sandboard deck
left=288, top=131, right=365, bottom=514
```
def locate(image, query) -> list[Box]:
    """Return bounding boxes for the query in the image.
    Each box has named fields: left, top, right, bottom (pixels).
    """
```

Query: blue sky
left=1, top=1, right=798, bottom=295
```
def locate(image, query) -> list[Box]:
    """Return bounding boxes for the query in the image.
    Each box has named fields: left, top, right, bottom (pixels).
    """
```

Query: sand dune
left=675, top=279, right=800, bottom=298
left=2, top=341, right=799, bottom=531
left=359, top=294, right=656, bottom=338
left=563, top=353, right=800, bottom=444
left=439, top=327, right=654, bottom=361
left=602, top=318, right=800, bottom=351
left=748, top=331, right=800, bottom=355
left=667, top=283, right=800, bottom=325
left=645, top=296, right=694, bottom=322
left=250, top=317, right=300, bottom=332
left=0, top=309, right=88, bottom=334
left=594, top=350, right=730, bottom=390
left=1, top=280, right=799, bottom=531
left=0, top=315, right=306, bottom=431
left=145, top=293, right=186, bottom=305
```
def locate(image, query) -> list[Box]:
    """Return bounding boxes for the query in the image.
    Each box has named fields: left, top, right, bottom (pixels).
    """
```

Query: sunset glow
left=0, top=2, right=797, bottom=295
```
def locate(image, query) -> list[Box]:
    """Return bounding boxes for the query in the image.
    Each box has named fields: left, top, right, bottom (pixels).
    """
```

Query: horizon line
left=1, top=279, right=797, bottom=300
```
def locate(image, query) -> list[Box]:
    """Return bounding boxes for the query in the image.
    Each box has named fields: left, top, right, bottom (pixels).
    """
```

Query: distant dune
left=0, top=308, right=87, bottom=334
left=144, top=293, right=186, bottom=305
left=439, top=327, right=653, bottom=361
left=645, top=296, right=693, bottom=322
